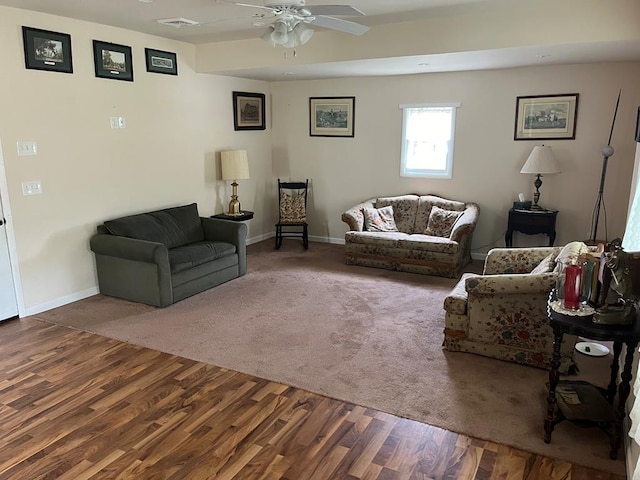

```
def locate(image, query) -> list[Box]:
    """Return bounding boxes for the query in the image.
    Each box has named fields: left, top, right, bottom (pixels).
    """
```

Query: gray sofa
left=90, top=203, right=246, bottom=307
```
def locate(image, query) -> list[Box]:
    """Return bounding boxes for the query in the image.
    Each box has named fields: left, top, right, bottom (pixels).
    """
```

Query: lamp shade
left=520, top=145, right=561, bottom=175
left=221, top=150, right=250, bottom=180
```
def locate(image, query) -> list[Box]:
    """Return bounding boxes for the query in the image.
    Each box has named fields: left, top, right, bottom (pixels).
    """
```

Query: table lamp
left=221, top=150, right=249, bottom=215
left=520, top=145, right=561, bottom=210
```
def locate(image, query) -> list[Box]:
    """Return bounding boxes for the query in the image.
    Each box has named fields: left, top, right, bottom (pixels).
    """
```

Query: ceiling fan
left=216, top=0, right=370, bottom=48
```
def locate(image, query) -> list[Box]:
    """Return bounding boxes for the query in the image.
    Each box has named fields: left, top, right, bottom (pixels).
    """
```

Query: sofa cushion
left=396, top=235, right=459, bottom=254
left=425, top=206, right=463, bottom=237
left=280, top=191, right=306, bottom=223
left=168, top=241, right=236, bottom=274
left=531, top=253, right=556, bottom=274
left=553, top=241, right=589, bottom=272
left=345, top=231, right=406, bottom=248
left=375, top=195, right=419, bottom=233
left=104, top=203, right=204, bottom=249
left=415, top=196, right=466, bottom=233
left=363, top=205, right=399, bottom=232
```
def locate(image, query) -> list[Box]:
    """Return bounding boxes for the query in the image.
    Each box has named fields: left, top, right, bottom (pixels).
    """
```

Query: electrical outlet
left=118, top=116, right=126, bottom=128
left=110, top=117, right=119, bottom=129
left=22, top=181, right=42, bottom=196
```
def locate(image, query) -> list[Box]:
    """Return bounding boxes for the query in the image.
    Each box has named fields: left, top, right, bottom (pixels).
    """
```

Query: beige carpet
left=33, top=240, right=625, bottom=475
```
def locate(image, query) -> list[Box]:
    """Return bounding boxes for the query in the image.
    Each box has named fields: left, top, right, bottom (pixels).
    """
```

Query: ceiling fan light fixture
left=261, top=25, right=276, bottom=46
left=293, top=22, right=314, bottom=45
left=270, top=20, right=289, bottom=45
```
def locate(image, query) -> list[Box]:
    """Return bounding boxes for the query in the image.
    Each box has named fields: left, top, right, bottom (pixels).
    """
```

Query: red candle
left=564, top=264, right=582, bottom=310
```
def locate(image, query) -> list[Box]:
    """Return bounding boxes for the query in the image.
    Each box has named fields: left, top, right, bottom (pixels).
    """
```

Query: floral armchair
left=443, top=245, right=580, bottom=372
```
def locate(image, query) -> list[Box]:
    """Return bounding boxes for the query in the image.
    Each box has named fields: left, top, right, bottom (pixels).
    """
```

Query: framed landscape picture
left=22, top=26, right=73, bottom=74
left=514, top=93, right=579, bottom=140
left=93, top=40, right=133, bottom=82
left=232, top=91, right=266, bottom=131
left=145, top=48, right=177, bottom=75
left=309, top=96, right=355, bottom=137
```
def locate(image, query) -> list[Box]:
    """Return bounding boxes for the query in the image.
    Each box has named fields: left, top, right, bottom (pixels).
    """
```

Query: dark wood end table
left=506, top=208, right=558, bottom=247
left=544, top=294, right=640, bottom=459
left=211, top=211, right=254, bottom=221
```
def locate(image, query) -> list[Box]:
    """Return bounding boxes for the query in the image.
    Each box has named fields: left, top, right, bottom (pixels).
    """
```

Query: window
left=400, top=103, right=460, bottom=179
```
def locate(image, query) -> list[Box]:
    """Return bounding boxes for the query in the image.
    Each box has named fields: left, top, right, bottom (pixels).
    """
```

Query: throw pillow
left=425, top=206, right=462, bottom=237
left=531, top=253, right=555, bottom=274
left=553, top=241, right=589, bottom=273
left=362, top=205, right=399, bottom=232
left=280, top=191, right=306, bottom=223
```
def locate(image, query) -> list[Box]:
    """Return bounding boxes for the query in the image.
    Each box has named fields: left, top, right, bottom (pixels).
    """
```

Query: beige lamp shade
left=520, top=145, right=560, bottom=209
left=221, top=150, right=250, bottom=180
left=520, top=145, right=561, bottom=175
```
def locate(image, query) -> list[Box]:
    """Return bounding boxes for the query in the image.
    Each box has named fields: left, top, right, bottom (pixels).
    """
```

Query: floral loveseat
left=341, top=194, right=480, bottom=278
left=443, top=242, right=593, bottom=372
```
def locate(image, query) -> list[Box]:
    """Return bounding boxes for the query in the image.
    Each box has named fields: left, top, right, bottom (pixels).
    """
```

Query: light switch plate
left=17, top=141, right=37, bottom=156
left=22, top=181, right=42, bottom=196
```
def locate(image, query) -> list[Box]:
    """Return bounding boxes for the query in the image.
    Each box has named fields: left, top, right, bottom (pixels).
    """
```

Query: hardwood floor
left=0, top=318, right=625, bottom=480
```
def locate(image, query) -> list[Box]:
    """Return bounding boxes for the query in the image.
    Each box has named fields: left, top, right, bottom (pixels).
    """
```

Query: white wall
left=270, top=63, right=640, bottom=252
left=0, top=7, right=271, bottom=314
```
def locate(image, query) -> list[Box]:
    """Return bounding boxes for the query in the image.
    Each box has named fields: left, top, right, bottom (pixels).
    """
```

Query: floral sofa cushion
left=425, top=206, right=463, bottom=237
left=375, top=195, right=420, bottom=233
left=363, top=205, right=399, bottom=232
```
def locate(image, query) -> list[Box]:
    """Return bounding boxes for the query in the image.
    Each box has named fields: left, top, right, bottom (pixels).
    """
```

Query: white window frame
left=399, top=102, right=460, bottom=179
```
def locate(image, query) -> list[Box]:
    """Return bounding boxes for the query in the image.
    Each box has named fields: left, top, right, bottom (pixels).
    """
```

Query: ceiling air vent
left=156, top=17, right=200, bottom=28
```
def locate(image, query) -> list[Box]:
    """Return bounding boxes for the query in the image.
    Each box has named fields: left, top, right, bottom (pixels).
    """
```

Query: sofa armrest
left=341, top=199, right=376, bottom=231
left=450, top=203, right=480, bottom=242
left=483, top=247, right=560, bottom=275
left=90, top=234, right=169, bottom=265
left=466, top=272, right=556, bottom=295
left=201, top=217, right=247, bottom=275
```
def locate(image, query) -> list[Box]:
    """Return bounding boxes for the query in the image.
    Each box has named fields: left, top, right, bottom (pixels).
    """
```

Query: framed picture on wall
left=22, top=26, right=73, bottom=74
left=309, top=96, right=355, bottom=137
left=232, top=91, right=266, bottom=130
left=93, top=40, right=133, bottom=82
left=514, top=93, right=579, bottom=140
left=145, top=48, right=178, bottom=75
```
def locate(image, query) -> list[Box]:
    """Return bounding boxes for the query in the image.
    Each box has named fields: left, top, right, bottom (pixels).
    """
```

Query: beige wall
left=0, top=7, right=271, bottom=313
left=2, top=6, right=640, bottom=316
left=270, top=63, right=640, bottom=252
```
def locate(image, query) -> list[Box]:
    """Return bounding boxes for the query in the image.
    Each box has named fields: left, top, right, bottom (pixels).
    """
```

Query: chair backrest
left=278, top=179, right=308, bottom=223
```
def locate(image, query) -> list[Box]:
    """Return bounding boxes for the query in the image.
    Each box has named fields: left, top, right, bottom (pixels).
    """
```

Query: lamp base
left=227, top=198, right=241, bottom=215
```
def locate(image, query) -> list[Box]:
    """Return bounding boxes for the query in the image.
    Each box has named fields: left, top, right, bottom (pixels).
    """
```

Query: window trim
left=399, top=102, right=460, bottom=179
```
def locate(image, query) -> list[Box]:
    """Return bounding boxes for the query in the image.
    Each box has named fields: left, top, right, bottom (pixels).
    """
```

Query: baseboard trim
left=25, top=287, right=99, bottom=317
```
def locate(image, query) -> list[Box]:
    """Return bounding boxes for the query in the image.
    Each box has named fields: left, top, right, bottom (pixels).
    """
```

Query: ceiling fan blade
left=215, top=0, right=277, bottom=12
left=304, top=5, right=365, bottom=17
left=309, top=15, right=370, bottom=35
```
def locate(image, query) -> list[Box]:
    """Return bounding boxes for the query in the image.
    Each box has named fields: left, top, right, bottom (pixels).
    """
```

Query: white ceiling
left=0, top=0, right=486, bottom=44
left=3, top=0, right=640, bottom=81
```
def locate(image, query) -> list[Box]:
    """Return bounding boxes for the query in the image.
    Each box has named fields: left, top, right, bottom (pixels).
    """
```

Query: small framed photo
left=514, top=93, right=579, bottom=140
left=309, top=97, right=355, bottom=137
left=232, top=91, right=266, bottom=131
left=93, top=40, right=133, bottom=82
left=22, top=26, right=73, bottom=74
left=145, top=48, right=177, bottom=75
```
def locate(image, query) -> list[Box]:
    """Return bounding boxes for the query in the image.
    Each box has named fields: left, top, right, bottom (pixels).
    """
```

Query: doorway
left=0, top=138, right=22, bottom=321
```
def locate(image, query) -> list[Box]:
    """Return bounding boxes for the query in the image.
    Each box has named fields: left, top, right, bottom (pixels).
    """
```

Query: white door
left=0, top=202, right=17, bottom=320
left=0, top=146, right=18, bottom=320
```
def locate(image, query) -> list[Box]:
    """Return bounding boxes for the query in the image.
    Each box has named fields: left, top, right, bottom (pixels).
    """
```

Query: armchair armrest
left=201, top=217, right=247, bottom=275
left=466, top=272, right=556, bottom=295
left=483, top=247, right=560, bottom=275
left=341, top=199, right=376, bottom=231
left=450, top=203, right=480, bottom=243
left=90, top=234, right=169, bottom=265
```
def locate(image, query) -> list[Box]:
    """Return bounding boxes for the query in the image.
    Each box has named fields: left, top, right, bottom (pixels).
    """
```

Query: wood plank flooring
left=0, top=318, right=625, bottom=480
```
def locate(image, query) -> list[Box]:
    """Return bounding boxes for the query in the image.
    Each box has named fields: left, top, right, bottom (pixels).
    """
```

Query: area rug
left=33, top=240, right=625, bottom=475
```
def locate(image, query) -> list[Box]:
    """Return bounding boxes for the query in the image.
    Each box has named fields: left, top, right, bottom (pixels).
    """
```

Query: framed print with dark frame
left=514, top=93, right=579, bottom=140
left=93, top=40, right=133, bottom=82
left=232, top=91, right=266, bottom=131
left=22, top=26, right=73, bottom=74
left=309, top=96, right=355, bottom=137
left=145, top=48, right=177, bottom=75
